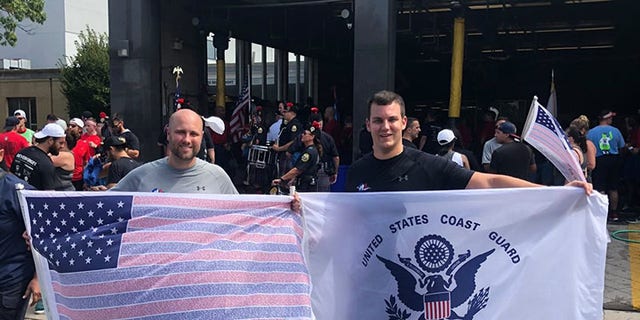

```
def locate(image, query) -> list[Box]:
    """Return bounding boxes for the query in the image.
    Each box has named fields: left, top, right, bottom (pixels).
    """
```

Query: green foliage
left=0, top=0, right=46, bottom=46
left=59, top=27, right=110, bottom=118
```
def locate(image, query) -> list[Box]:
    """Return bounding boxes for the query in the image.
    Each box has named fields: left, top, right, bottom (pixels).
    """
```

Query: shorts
left=592, top=154, right=622, bottom=192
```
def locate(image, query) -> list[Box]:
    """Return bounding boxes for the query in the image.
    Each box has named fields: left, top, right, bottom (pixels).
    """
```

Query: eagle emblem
left=378, top=234, right=494, bottom=320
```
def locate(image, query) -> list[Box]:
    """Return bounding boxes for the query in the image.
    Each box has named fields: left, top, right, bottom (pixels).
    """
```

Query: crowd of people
left=4, top=88, right=636, bottom=318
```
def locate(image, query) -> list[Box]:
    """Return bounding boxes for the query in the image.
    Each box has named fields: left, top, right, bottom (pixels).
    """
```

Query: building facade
left=0, top=0, right=108, bottom=129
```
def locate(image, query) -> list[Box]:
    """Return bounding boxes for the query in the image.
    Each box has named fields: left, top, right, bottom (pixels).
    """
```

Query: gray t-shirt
left=111, top=158, right=238, bottom=194
left=481, top=137, right=502, bottom=164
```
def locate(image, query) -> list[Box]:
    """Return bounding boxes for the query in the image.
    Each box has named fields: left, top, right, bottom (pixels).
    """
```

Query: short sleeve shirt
left=345, top=147, right=474, bottom=192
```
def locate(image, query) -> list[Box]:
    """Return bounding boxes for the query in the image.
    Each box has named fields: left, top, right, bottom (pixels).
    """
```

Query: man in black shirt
left=90, top=136, right=142, bottom=190
left=401, top=117, right=420, bottom=149
left=111, top=113, right=141, bottom=159
left=272, top=103, right=302, bottom=175
left=11, top=123, right=66, bottom=191
left=489, top=121, right=536, bottom=180
left=346, top=90, right=591, bottom=194
left=0, top=144, right=40, bottom=319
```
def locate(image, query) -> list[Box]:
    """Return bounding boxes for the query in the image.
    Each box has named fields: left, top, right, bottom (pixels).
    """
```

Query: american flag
left=21, top=191, right=311, bottom=320
left=522, top=98, right=586, bottom=182
left=229, top=86, right=250, bottom=143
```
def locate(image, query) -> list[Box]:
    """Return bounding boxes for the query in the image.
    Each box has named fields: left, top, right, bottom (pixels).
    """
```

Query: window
left=7, top=97, right=37, bottom=130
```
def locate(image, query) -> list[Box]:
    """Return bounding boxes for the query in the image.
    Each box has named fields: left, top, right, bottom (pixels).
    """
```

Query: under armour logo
left=197, top=186, right=206, bottom=191
left=397, top=175, right=408, bottom=182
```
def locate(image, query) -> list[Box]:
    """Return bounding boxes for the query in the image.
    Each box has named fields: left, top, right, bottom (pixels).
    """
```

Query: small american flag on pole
left=19, top=191, right=311, bottom=320
left=522, top=97, right=585, bottom=182
left=229, top=85, right=251, bottom=143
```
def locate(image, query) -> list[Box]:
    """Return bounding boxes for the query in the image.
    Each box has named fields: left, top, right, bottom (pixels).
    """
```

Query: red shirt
left=81, top=133, right=102, bottom=156
left=0, top=131, right=29, bottom=168
left=72, top=140, right=91, bottom=181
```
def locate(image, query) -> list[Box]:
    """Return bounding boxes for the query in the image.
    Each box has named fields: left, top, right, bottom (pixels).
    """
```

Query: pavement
left=24, top=222, right=640, bottom=320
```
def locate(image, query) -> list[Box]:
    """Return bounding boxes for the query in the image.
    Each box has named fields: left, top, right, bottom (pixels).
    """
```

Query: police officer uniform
left=294, top=144, right=320, bottom=192
left=276, top=104, right=302, bottom=175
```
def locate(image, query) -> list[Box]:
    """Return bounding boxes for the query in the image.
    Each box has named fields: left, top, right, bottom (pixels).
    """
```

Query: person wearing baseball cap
left=272, top=121, right=322, bottom=192
left=586, top=109, right=626, bottom=221
left=13, top=109, right=35, bottom=144
left=89, top=136, right=142, bottom=190
left=0, top=116, right=29, bottom=169
left=489, top=122, right=536, bottom=180
left=436, top=128, right=470, bottom=169
left=11, top=123, right=67, bottom=190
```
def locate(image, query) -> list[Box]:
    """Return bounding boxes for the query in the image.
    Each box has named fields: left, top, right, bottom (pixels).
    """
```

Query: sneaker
left=34, top=300, right=45, bottom=314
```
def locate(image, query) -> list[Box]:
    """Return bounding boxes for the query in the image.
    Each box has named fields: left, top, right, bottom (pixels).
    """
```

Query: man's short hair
left=404, top=117, right=418, bottom=133
left=367, top=90, right=406, bottom=118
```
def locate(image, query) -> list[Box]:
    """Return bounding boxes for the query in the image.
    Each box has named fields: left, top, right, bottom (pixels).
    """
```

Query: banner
left=18, top=191, right=311, bottom=320
left=302, top=188, right=608, bottom=320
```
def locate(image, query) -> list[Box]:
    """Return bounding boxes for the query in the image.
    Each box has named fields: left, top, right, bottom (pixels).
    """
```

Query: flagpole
left=247, top=64, right=252, bottom=113
left=521, top=96, right=538, bottom=136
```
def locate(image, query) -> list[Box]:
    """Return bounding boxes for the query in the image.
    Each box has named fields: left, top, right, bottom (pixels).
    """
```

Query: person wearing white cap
left=68, top=118, right=91, bottom=190
left=586, top=109, right=626, bottom=221
left=436, top=129, right=470, bottom=169
left=10, top=123, right=67, bottom=190
left=13, top=109, right=35, bottom=145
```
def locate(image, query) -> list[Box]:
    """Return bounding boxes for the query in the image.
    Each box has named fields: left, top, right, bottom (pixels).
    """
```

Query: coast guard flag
left=522, top=96, right=586, bottom=182
left=18, top=191, right=311, bottom=320
left=302, top=188, right=608, bottom=320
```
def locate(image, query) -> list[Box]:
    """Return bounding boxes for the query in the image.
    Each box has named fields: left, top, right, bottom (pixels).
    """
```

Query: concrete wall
left=0, top=69, right=66, bottom=128
left=158, top=1, right=205, bottom=118
left=64, top=0, right=110, bottom=62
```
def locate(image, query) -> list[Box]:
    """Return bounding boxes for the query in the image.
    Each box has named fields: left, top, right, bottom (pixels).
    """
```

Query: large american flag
left=522, top=98, right=585, bottom=182
left=20, top=191, right=311, bottom=320
left=229, top=86, right=250, bottom=143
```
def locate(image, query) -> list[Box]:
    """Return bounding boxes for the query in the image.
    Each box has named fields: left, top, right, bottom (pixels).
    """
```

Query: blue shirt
left=587, top=125, right=625, bottom=157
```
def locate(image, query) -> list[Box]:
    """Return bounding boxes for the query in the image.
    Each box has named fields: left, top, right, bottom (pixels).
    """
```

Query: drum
left=248, top=145, right=276, bottom=169
left=248, top=145, right=277, bottom=189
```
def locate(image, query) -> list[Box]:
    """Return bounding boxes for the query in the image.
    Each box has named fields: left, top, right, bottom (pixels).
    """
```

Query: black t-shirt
left=420, top=122, right=442, bottom=155
left=490, top=142, right=535, bottom=180
left=0, top=171, right=35, bottom=287
left=402, top=138, right=417, bottom=149
left=278, top=117, right=302, bottom=146
left=116, top=130, right=140, bottom=151
left=108, top=157, right=142, bottom=184
left=345, top=147, right=474, bottom=192
left=11, top=146, right=64, bottom=190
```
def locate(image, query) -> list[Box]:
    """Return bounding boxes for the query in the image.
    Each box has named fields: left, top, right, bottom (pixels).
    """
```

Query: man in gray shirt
left=112, top=109, right=238, bottom=194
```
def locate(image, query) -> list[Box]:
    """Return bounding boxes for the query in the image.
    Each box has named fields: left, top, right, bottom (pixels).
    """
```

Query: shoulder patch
left=301, top=153, right=310, bottom=162
left=258, top=127, right=263, bottom=133
left=291, top=125, right=298, bottom=132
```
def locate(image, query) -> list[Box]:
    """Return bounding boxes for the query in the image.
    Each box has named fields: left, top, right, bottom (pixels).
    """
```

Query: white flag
left=302, top=189, right=608, bottom=320
left=522, top=97, right=586, bottom=182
